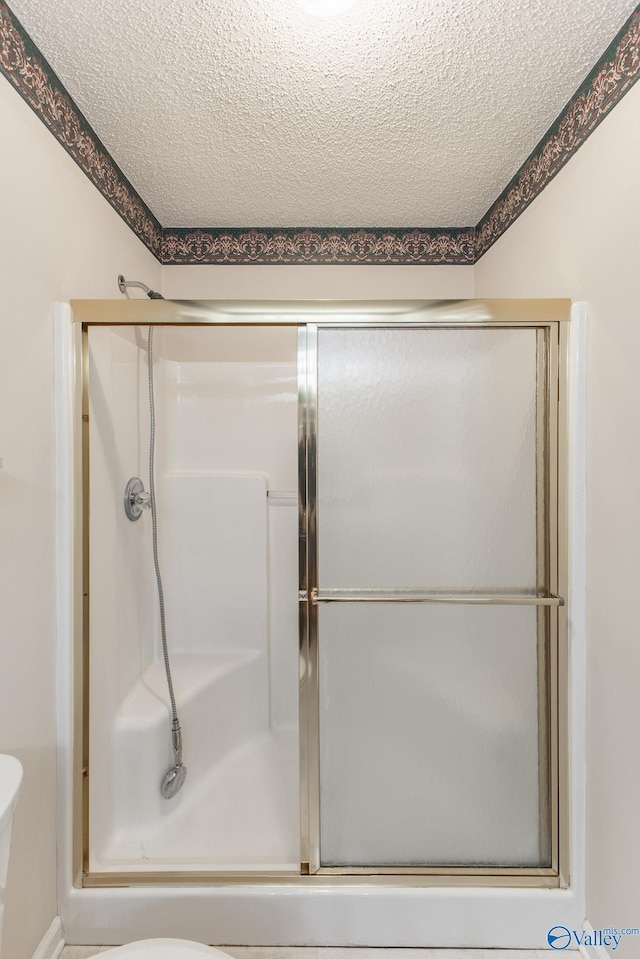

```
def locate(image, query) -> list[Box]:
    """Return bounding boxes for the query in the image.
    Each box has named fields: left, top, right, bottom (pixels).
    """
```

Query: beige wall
left=161, top=263, right=473, bottom=300
left=475, top=80, right=640, bottom=944
left=0, top=77, right=161, bottom=959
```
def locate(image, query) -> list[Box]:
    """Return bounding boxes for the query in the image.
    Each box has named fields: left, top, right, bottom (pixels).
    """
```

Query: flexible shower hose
left=147, top=326, right=179, bottom=728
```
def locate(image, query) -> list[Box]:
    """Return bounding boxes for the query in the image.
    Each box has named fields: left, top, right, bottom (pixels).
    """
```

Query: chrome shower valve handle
left=124, top=476, right=151, bottom=521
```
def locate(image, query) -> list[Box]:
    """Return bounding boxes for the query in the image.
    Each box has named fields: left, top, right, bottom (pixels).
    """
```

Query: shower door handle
left=311, top=588, right=564, bottom=606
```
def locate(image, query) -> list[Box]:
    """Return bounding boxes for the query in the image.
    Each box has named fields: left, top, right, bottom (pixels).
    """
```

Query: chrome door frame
left=298, top=315, right=568, bottom=883
left=69, top=298, right=569, bottom=888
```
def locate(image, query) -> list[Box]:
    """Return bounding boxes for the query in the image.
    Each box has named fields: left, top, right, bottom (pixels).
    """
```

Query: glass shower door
left=300, top=324, right=561, bottom=875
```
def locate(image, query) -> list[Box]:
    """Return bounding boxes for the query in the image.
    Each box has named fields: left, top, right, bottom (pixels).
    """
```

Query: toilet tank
left=0, top=755, right=23, bottom=954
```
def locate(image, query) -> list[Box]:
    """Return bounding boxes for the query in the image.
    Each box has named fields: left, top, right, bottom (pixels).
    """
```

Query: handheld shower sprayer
left=161, top=721, right=187, bottom=799
left=123, top=320, right=186, bottom=800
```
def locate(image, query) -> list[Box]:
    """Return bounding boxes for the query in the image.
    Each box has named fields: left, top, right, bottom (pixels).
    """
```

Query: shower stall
left=86, top=320, right=300, bottom=873
left=65, top=298, right=574, bottom=912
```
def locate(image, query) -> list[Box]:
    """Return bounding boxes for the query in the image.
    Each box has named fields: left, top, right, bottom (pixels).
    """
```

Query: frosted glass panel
left=318, top=603, right=545, bottom=867
left=317, top=328, right=538, bottom=589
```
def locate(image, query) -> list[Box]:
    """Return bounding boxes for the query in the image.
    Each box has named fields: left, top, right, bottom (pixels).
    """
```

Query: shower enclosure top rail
left=70, top=298, right=571, bottom=327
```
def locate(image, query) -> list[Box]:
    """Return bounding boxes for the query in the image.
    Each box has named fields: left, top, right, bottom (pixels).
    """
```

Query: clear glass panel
left=318, top=603, right=547, bottom=867
left=87, top=324, right=300, bottom=872
left=316, top=328, right=538, bottom=590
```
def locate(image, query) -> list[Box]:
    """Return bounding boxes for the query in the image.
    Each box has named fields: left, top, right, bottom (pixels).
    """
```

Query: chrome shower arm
left=117, top=274, right=164, bottom=299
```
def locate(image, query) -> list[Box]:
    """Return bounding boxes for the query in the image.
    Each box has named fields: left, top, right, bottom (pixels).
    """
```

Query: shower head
left=117, top=274, right=164, bottom=299
left=160, top=761, right=187, bottom=800
left=160, top=720, right=187, bottom=799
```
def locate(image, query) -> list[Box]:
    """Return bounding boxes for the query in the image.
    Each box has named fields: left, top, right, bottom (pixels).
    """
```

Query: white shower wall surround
left=54, top=304, right=587, bottom=946
left=88, top=325, right=300, bottom=871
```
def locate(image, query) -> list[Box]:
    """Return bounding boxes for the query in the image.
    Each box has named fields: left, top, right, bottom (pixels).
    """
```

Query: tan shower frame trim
left=70, top=298, right=570, bottom=890
left=300, top=316, right=566, bottom=881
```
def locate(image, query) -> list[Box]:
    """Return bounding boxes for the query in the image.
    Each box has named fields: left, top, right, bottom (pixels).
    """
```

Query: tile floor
left=60, top=949, right=580, bottom=959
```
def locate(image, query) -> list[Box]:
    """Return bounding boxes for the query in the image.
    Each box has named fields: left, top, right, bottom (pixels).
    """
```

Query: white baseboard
left=31, top=917, right=64, bottom=959
left=579, top=921, right=612, bottom=959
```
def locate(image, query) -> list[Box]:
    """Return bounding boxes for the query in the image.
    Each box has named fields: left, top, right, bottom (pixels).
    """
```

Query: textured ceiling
left=8, top=0, right=638, bottom=227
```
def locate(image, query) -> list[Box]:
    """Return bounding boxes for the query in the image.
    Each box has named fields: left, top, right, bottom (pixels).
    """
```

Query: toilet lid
left=99, top=941, right=232, bottom=959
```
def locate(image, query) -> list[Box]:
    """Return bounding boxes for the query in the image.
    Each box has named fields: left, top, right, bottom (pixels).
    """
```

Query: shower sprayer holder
left=124, top=476, right=151, bottom=521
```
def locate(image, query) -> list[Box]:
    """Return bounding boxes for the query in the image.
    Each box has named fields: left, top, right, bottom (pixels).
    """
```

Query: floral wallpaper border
left=161, top=227, right=476, bottom=265
left=0, top=1, right=163, bottom=259
left=475, top=4, right=640, bottom=259
left=1, top=0, right=638, bottom=265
